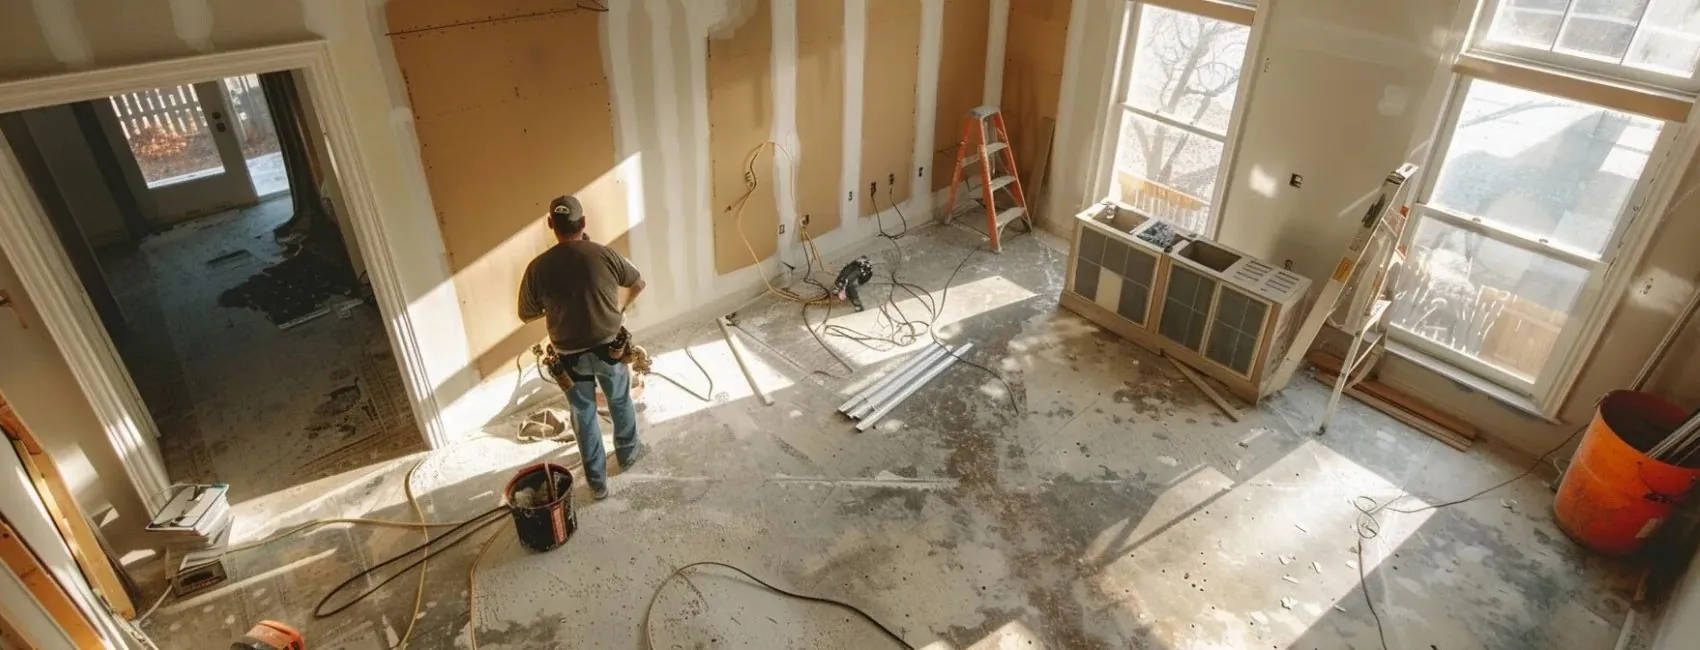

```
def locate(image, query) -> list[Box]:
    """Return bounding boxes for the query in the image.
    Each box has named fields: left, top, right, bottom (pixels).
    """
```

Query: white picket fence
left=108, top=76, right=267, bottom=140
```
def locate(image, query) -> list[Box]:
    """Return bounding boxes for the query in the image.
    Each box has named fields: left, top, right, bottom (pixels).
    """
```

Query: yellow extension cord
left=729, top=141, right=835, bottom=305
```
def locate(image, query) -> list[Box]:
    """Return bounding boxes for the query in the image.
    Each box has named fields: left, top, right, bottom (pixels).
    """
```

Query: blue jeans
left=553, top=352, right=639, bottom=490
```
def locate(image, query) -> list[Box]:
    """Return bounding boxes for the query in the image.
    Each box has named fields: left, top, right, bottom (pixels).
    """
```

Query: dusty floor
left=137, top=224, right=1637, bottom=649
left=99, top=196, right=421, bottom=505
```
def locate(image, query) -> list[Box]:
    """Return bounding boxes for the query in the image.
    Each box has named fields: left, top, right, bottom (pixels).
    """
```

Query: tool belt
left=543, top=327, right=644, bottom=389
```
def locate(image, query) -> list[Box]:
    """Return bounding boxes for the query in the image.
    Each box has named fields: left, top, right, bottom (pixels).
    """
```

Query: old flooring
left=100, top=196, right=421, bottom=507
left=138, top=224, right=1635, bottom=649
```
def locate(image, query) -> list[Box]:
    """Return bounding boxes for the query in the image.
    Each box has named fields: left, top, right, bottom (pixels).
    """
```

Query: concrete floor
left=137, top=224, right=1637, bottom=649
left=99, top=196, right=421, bottom=506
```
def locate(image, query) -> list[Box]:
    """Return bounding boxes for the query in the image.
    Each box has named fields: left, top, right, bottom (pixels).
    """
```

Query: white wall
left=18, top=105, right=130, bottom=247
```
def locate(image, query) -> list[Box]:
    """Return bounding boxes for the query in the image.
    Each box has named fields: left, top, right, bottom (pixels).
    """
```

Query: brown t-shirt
left=517, top=240, right=642, bottom=351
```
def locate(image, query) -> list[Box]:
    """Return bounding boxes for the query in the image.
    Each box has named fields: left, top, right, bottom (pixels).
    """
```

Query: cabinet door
left=1205, top=286, right=1268, bottom=376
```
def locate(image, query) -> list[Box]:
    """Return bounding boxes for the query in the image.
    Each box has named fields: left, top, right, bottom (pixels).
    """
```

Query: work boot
left=592, top=483, right=610, bottom=500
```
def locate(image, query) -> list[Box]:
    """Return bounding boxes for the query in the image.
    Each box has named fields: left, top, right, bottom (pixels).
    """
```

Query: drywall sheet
left=796, top=0, right=847, bottom=239
left=1002, top=0, right=1069, bottom=189
left=932, top=0, right=990, bottom=191
left=858, top=0, right=922, bottom=217
left=386, top=0, right=580, bottom=33
left=389, top=7, right=628, bottom=377
left=708, top=0, right=778, bottom=275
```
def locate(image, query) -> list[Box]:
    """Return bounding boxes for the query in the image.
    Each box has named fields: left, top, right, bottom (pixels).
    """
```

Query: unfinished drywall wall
left=708, top=0, right=779, bottom=275
left=932, top=0, right=990, bottom=192
left=857, top=0, right=922, bottom=217
left=796, top=0, right=847, bottom=238
left=1001, top=0, right=1069, bottom=216
left=386, top=2, right=628, bottom=377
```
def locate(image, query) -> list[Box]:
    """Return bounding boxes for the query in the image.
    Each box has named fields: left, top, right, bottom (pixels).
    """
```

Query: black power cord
left=314, top=506, right=512, bottom=619
left=1347, top=424, right=1585, bottom=649
left=643, top=561, right=915, bottom=649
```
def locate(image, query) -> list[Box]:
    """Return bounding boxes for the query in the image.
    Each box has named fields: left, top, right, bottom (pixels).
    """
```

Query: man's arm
left=518, top=262, right=544, bottom=322
left=608, top=250, right=645, bottom=313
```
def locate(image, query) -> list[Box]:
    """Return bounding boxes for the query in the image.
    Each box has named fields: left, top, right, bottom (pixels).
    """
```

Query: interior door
left=108, top=80, right=257, bottom=224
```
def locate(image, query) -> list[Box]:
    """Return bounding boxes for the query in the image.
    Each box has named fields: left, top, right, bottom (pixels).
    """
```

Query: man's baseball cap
left=549, top=195, right=584, bottom=224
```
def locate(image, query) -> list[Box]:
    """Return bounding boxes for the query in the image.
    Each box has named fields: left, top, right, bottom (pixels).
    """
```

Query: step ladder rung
left=968, top=175, right=1017, bottom=197
left=964, top=142, right=1009, bottom=166
left=994, top=207, right=1027, bottom=229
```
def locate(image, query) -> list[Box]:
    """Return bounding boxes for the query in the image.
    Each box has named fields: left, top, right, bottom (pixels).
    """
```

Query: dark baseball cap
left=549, top=195, right=584, bottom=223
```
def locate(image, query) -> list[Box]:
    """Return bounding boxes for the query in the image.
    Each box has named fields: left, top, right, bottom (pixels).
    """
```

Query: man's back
left=518, top=240, right=641, bottom=351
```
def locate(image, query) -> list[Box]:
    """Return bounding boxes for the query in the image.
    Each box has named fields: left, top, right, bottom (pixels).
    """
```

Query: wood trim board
left=0, top=519, right=101, bottom=648
left=0, top=393, right=133, bottom=619
left=1453, top=53, right=1692, bottom=123
left=708, top=0, right=779, bottom=274
left=1308, top=351, right=1477, bottom=450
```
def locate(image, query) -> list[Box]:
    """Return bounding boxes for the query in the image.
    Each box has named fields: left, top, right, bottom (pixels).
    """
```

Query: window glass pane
left=1390, top=218, right=1589, bottom=382
left=109, top=84, right=226, bottom=188
left=1626, top=0, right=1700, bottom=74
left=1429, top=80, right=1660, bottom=256
left=1123, top=5, right=1249, bottom=135
left=1111, top=111, right=1220, bottom=233
left=1556, top=0, right=1648, bottom=61
left=1489, top=0, right=1570, bottom=48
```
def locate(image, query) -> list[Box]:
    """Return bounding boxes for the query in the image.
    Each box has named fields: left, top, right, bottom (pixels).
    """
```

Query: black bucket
left=503, top=463, right=577, bottom=552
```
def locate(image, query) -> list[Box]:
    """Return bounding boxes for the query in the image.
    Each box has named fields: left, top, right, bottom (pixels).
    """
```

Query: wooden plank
left=797, top=0, right=847, bottom=239
left=1168, top=355, right=1242, bottom=422
left=389, top=9, right=627, bottom=376
left=1024, top=116, right=1055, bottom=217
left=858, top=0, right=922, bottom=217
left=0, top=519, right=102, bottom=648
left=708, top=0, right=779, bottom=274
left=1002, top=0, right=1070, bottom=187
left=931, top=0, right=990, bottom=192
left=1308, top=352, right=1477, bottom=449
left=0, top=395, right=133, bottom=619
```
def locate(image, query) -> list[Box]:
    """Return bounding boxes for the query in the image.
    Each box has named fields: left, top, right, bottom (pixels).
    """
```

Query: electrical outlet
left=847, top=191, right=854, bottom=202
left=1289, top=173, right=1304, bottom=188
left=778, top=224, right=786, bottom=234
left=870, top=181, right=878, bottom=195
left=801, top=214, right=812, bottom=226
left=888, top=172, right=896, bottom=186
left=917, top=166, right=924, bottom=178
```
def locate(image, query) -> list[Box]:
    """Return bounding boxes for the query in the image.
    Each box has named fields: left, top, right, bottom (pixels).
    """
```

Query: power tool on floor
left=833, top=256, right=875, bottom=311
left=231, top=620, right=305, bottom=650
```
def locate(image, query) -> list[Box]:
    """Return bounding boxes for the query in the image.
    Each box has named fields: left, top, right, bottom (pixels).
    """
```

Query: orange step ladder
left=945, top=105, right=1032, bottom=252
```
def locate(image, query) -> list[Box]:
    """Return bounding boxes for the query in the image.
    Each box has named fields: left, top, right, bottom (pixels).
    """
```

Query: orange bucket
left=1554, top=390, right=1700, bottom=555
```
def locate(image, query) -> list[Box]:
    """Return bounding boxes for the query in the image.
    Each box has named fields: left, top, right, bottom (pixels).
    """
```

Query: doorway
left=0, top=69, right=425, bottom=506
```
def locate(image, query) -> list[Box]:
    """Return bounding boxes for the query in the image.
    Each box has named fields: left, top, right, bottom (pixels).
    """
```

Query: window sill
left=1382, top=339, right=1563, bottom=425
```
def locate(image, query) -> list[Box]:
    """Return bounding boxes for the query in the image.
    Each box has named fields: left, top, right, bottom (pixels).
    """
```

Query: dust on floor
left=138, top=224, right=1635, bottom=649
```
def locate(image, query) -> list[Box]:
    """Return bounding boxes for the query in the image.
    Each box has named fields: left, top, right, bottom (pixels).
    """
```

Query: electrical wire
left=1347, top=425, right=1585, bottom=649
left=313, top=506, right=512, bottom=619
left=643, top=561, right=915, bottom=650
left=728, top=141, right=833, bottom=306
left=646, top=327, right=717, bottom=402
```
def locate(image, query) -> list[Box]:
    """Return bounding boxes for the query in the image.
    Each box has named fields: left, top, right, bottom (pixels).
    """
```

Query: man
left=518, top=195, right=647, bottom=500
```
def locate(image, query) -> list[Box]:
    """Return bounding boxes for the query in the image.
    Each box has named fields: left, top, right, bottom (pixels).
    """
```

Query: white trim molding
left=0, top=41, right=449, bottom=511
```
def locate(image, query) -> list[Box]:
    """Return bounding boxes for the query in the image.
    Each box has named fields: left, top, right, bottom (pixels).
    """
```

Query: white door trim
left=0, top=41, right=448, bottom=513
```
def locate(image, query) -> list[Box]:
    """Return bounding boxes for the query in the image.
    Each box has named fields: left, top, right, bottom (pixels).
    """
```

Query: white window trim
left=1391, top=70, right=1700, bottom=415
left=1090, top=0, right=1267, bottom=237
left=1474, top=0, right=1700, bottom=94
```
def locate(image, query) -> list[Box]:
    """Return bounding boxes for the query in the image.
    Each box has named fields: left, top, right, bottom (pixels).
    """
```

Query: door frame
left=0, top=41, right=448, bottom=513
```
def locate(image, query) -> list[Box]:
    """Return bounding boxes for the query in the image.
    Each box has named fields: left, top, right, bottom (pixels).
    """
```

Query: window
left=1107, top=2, right=1255, bottom=234
left=1481, top=0, right=1700, bottom=88
left=1388, top=0, right=1694, bottom=406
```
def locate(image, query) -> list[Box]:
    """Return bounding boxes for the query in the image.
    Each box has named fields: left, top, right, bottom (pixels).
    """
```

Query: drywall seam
left=772, top=0, right=799, bottom=268
left=984, top=0, right=1010, bottom=105
left=1046, top=0, right=1099, bottom=228
left=29, top=0, right=92, bottom=68
left=841, top=0, right=866, bottom=228
left=911, top=0, right=944, bottom=207
left=645, top=0, right=687, bottom=314
left=166, top=0, right=214, bottom=52
left=607, top=0, right=657, bottom=319
left=688, top=5, right=717, bottom=299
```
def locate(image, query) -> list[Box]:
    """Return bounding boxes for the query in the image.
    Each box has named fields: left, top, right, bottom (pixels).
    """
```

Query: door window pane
left=1429, top=80, right=1660, bottom=256
left=222, top=75, right=288, bottom=196
left=1390, top=219, right=1589, bottom=381
left=109, top=85, right=225, bottom=188
left=1123, top=5, right=1249, bottom=134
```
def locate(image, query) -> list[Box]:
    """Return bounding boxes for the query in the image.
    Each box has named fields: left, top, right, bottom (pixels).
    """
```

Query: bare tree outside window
left=1111, top=6, right=1249, bottom=232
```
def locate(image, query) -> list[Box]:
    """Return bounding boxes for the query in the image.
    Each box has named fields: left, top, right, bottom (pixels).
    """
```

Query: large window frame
left=1390, top=0, right=1700, bottom=413
left=1096, top=0, right=1262, bottom=236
